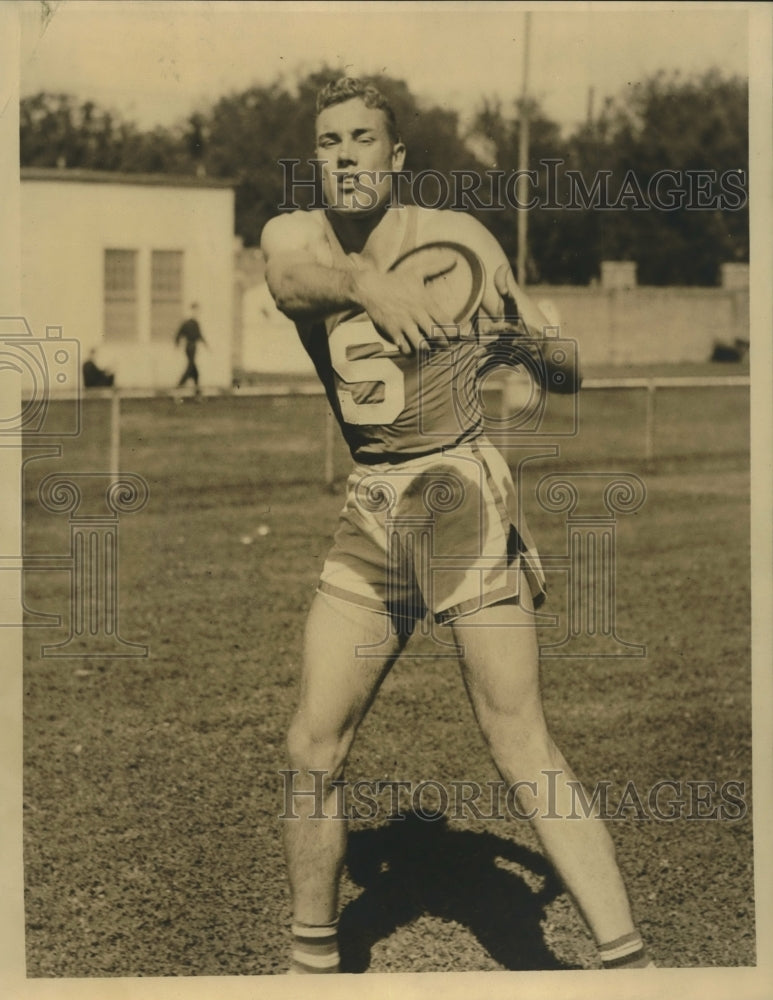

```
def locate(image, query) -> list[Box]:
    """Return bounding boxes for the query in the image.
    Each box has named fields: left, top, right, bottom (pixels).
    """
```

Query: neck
left=325, top=202, right=393, bottom=256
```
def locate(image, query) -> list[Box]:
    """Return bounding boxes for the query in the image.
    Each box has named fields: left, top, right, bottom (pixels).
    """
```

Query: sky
left=19, top=1, right=750, bottom=135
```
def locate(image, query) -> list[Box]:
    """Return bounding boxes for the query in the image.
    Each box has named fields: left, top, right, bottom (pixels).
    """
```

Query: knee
left=479, top=706, right=560, bottom=770
left=286, top=714, right=350, bottom=784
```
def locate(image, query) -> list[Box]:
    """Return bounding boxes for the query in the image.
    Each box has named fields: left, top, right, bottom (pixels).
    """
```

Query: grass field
left=22, top=371, right=753, bottom=975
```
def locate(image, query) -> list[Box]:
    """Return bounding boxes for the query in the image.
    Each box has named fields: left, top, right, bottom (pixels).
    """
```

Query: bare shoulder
left=260, top=209, right=327, bottom=260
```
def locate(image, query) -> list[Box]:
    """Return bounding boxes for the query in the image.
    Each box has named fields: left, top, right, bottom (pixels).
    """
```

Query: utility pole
left=516, top=11, right=532, bottom=287
left=587, top=85, right=595, bottom=125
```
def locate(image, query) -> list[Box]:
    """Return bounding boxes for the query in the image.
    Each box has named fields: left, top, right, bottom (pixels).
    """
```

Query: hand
left=493, top=264, right=554, bottom=341
left=352, top=267, right=454, bottom=354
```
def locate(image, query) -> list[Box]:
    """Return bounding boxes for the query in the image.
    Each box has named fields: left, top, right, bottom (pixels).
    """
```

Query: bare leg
left=283, top=591, right=406, bottom=926
left=451, top=577, right=636, bottom=946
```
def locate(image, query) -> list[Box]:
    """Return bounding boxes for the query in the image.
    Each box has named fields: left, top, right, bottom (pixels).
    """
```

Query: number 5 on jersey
left=328, top=317, right=406, bottom=425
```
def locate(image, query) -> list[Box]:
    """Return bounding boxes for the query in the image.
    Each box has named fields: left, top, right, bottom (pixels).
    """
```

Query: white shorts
left=318, top=438, right=546, bottom=629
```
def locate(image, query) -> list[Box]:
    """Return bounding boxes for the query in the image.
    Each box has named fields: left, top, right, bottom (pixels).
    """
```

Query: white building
left=20, top=168, right=235, bottom=390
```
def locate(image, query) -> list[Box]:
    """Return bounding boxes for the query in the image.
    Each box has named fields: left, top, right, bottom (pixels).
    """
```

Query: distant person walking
left=175, top=303, right=207, bottom=392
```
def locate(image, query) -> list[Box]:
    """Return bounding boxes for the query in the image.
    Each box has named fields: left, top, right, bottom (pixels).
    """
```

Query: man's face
left=315, top=97, right=405, bottom=214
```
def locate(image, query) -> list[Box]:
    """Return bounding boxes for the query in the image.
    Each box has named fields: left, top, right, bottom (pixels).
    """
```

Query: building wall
left=21, top=178, right=235, bottom=389
left=240, top=281, right=314, bottom=375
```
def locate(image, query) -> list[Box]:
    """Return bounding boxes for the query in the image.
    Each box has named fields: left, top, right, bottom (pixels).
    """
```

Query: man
left=261, top=76, right=652, bottom=974
left=175, top=302, right=207, bottom=392
left=82, top=348, right=115, bottom=388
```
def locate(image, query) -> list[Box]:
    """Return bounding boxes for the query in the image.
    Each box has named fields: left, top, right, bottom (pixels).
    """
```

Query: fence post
left=110, top=386, right=121, bottom=484
left=644, top=380, right=656, bottom=462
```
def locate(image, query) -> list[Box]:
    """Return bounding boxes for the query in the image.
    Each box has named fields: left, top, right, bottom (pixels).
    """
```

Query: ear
left=391, top=142, right=406, bottom=171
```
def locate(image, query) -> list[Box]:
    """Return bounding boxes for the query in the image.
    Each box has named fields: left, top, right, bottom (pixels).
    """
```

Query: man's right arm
left=260, top=213, right=453, bottom=355
left=261, top=212, right=360, bottom=321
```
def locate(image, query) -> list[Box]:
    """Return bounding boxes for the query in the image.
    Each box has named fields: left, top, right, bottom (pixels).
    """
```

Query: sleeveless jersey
left=296, top=207, right=486, bottom=463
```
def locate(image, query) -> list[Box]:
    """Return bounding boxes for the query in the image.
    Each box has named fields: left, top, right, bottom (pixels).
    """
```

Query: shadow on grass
left=340, top=812, right=577, bottom=972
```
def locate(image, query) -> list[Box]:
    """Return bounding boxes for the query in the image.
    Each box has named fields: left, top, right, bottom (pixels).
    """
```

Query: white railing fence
left=56, top=375, right=750, bottom=486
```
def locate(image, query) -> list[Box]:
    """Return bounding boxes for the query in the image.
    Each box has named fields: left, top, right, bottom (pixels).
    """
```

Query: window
left=103, top=248, right=186, bottom=343
left=151, top=250, right=184, bottom=341
left=104, top=249, right=138, bottom=341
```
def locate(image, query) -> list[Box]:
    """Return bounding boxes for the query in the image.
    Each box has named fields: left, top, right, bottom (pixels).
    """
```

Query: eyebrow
left=317, top=126, right=377, bottom=143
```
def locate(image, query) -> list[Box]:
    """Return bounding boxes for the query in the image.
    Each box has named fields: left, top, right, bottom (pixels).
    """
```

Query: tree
left=200, top=69, right=487, bottom=246
left=465, top=97, right=570, bottom=278
left=465, top=69, right=748, bottom=285
left=20, top=67, right=748, bottom=284
left=572, top=69, right=749, bottom=285
left=20, top=91, right=193, bottom=173
left=201, top=79, right=317, bottom=247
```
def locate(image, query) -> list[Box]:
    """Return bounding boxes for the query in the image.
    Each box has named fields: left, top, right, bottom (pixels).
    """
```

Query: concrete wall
left=530, top=285, right=749, bottom=367
left=21, top=176, right=235, bottom=389
left=239, top=278, right=750, bottom=374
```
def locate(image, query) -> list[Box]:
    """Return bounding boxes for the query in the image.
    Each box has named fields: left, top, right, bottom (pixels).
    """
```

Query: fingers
left=378, top=315, right=426, bottom=356
left=390, top=315, right=447, bottom=355
left=422, top=313, right=451, bottom=348
left=493, top=263, right=511, bottom=298
left=358, top=269, right=457, bottom=354
left=380, top=302, right=453, bottom=355
left=494, top=264, right=520, bottom=323
left=399, top=327, right=425, bottom=355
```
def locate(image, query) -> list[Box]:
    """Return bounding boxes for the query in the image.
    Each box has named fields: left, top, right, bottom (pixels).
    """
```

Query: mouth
left=327, top=171, right=385, bottom=213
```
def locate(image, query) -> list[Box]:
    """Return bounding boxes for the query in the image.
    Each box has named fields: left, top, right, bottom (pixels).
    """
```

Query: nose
left=337, top=139, right=356, bottom=166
